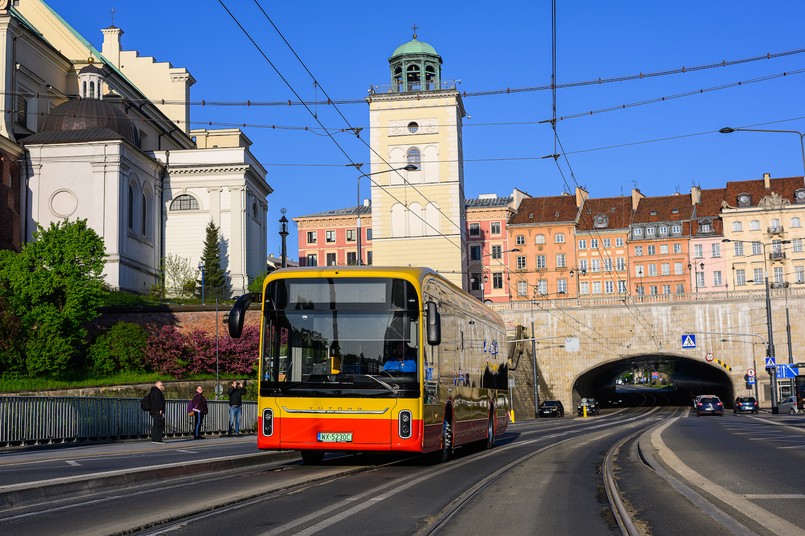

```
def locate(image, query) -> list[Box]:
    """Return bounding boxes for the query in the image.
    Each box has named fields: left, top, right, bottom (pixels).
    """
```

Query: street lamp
left=720, top=127, right=805, bottom=177
left=355, top=164, right=418, bottom=266
left=723, top=238, right=790, bottom=413
left=279, top=210, right=289, bottom=268
left=198, top=261, right=206, bottom=305
left=688, top=262, right=705, bottom=293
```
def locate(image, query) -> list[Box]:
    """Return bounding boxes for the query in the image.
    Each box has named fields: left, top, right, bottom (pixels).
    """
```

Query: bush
left=87, top=322, right=148, bottom=377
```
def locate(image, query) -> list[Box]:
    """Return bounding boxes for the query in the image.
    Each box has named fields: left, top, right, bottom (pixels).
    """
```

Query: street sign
left=776, top=364, right=800, bottom=379
left=765, top=357, right=776, bottom=368
left=682, top=334, right=696, bottom=349
left=705, top=352, right=714, bottom=362
left=747, top=376, right=756, bottom=385
left=747, top=368, right=755, bottom=377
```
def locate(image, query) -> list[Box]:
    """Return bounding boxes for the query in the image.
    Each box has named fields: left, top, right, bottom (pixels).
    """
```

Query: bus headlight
left=398, top=410, right=412, bottom=439
left=263, top=408, right=274, bottom=436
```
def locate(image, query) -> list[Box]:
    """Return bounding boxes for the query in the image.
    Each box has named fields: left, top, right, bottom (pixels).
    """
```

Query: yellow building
left=366, top=33, right=467, bottom=288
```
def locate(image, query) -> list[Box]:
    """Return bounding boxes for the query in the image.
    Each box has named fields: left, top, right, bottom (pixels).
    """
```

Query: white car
left=777, top=396, right=800, bottom=415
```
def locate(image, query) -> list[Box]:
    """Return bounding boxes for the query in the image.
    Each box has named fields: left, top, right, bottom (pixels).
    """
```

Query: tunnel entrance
left=572, top=354, right=735, bottom=409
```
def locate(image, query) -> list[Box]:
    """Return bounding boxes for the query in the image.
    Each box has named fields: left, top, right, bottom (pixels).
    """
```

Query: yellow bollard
left=583, top=405, right=587, bottom=418
left=509, top=409, right=515, bottom=423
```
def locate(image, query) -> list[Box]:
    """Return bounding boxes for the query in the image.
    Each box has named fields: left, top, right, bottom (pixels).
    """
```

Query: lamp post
left=279, top=210, right=288, bottom=268
left=720, top=127, right=805, bottom=177
left=355, top=164, right=418, bottom=266
left=723, top=239, right=790, bottom=413
left=198, top=261, right=205, bottom=305
left=688, top=261, right=705, bottom=293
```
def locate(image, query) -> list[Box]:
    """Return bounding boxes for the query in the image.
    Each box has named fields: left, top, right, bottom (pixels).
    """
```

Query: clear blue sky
left=46, top=1, right=805, bottom=258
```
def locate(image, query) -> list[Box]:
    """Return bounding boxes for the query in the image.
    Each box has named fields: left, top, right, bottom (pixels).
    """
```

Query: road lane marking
left=65, top=460, right=80, bottom=467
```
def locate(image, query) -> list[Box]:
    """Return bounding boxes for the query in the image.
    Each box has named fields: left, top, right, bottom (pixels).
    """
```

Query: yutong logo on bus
left=310, top=406, right=361, bottom=411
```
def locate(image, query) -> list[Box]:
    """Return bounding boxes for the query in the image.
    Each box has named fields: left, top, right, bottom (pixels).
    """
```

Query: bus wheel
left=484, top=413, right=495, bottom=450
left=301, top=450, right=325, bottom=464
left=438, top=418, right=453, bottom=463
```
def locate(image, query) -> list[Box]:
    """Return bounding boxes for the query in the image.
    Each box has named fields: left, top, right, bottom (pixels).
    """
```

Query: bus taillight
left=263, top=408, right=274, bottom=436
left=399, top=410, right=412, bottom=439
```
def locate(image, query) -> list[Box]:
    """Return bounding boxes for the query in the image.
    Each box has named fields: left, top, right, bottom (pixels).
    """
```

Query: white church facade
left=0, top=0, right=271, bottom=296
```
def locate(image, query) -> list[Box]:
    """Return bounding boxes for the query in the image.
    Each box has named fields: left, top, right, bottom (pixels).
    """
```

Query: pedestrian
left=149, top=381, right=166, bottom=444
left=227, top=380, right=247, bottom=436
left=189, top=385, right=208, bottom=439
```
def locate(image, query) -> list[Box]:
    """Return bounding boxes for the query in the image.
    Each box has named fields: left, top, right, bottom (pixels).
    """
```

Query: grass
left=0, top=372, right=244, bottom=394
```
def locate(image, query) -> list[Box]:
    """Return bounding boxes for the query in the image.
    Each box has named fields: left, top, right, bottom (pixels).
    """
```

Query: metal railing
left=0, top=396, right=257, bottom=447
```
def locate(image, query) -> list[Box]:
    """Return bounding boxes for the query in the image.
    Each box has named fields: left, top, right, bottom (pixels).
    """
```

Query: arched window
left=141, top=192, right=147, bottom=235
left=252, top=202, right=259, bottom=220
left=128, top=185, right=134, bottom=230
left=170, top=194, right=199, bottom=211
left=407, top=147, right=421, bottom=168
left=535, top=234, right=546, bottom=244
left=89, top=81, right=95, bottom=99
left=733, top=221, right=742, bottom=232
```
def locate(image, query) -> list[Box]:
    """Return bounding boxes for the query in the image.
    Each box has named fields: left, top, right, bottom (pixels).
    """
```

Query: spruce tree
left=199, top=220, right=228, bottom=300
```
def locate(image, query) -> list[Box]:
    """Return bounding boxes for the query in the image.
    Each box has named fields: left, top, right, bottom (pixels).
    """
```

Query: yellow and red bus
left=228, top=266, right=510, bottom=463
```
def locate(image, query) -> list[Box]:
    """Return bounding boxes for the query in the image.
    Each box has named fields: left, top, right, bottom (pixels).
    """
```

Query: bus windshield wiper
left=365, top=374, right=399, bottom=394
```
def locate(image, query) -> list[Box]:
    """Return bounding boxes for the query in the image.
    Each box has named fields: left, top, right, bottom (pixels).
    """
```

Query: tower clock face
left=797, top=191, right=805, bottom=200
left=739, top=194, right=749, bottom=204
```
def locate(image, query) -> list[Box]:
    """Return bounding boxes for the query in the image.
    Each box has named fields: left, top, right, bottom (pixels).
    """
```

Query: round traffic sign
left=747, top=368, right=755, bottom=377
left=705, top=352, right=714, bottom=362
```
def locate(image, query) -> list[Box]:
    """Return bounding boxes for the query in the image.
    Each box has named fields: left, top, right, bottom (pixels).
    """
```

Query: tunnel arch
left=571, top=353, right=736, bottom=408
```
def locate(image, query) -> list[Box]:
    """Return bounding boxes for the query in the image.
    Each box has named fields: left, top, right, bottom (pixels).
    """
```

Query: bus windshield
left=261, top=277, right=421, bottom=397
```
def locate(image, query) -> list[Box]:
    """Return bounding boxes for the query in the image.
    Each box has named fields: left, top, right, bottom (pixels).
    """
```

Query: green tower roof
left=391, top=37, right=439, bottom=58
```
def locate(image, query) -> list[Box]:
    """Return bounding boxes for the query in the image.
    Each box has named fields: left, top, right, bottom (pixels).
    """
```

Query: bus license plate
left=317, top=432, right=352, bottom=443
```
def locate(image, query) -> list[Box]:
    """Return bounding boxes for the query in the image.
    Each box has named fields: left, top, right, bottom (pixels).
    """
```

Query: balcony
left=769, top=251, right=787, bottom=261
left=768, top=225, right=784, bottom=236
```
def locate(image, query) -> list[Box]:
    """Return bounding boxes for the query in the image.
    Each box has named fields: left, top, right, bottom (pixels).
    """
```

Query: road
left=2, top=406, right=805, bottom=536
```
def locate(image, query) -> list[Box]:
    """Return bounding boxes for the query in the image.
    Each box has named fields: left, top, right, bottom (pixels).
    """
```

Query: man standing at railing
left=227, top=380, right=247, bottom=437
left=190, top=385, right=208, bottom=439
left=149, top=381, right=166, bottom=444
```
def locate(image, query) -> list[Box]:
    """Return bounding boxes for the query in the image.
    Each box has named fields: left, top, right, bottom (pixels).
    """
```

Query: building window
left=618, top=280, right=627, bottom=293
left=671, top=224, right=681, bottom=234
left=592, top=281, right=602, bottom=294
left=556, top=254, right=566, bottom=268
left=326, top=253, right=337, bottom=266
left=346, top=252, right=357, bottom=265
left=663, top=285, right=671, bottom=295
left=696, top=272, right=705, bottom=288
left=306, top=231, right=317, bottom=244
left=141, top=192, right=147, bottom=236
left=634, top=246, right=643, bottom=256
left=633, top=228, right=643, bottom=237
left=366, top=228, right=372, bottom=241
left=792, top=217, right=801, bottom=228
left=674, top=243, right=682, bottom=254
left=616, top=258, right=626, bottom=271
left=648, top=264, right=657, bottom=276
left=580, top=281, right=590, bottom=295
left=713, top=271, right=722, bottom=287
left=792, top=238, right=803, bottom=253
left=555, top=233, right=565, bottom=243
left=752, top=268, right=763, bottom=284
left=493, top=272, right=503, bottom=289
left=537, top=280, right=548, bottom=295
left=650, top=285, right=658, bottom=295
left=491, top=245, right=502, bottom=259
left=536, top=234, right=546, bottom=244
left=660, top=244, right=668, bottom=254
left=591, top=239, right=599, bottom=249
left=491, top=222, right=501, bottom=235
left=578, top=239, right=587, bottom=250
left=734, top=241, right=744, bottom=256
left=517, top=281, right=528, bottom=296
left=407, top=147, right=421, bottom=167
left=469, top=223, right=481, bottom=237
left=556, top=279, right=567, bottom=294
left=647, top=245, right=656, bottom=255
left=659, top=226, right=668, bottom=235
left=591, top=259, right=600, bottom=273
left=676, top=284, right=685, bottom=295
left=661, top=263, right=670, bottom=276
left=407, top=121, right=419, bottom=133
left=516, top=235, right=525, bottom=246
left=603, top=238, right=611, bottom=248
left=750, top=220, right=761, bottom=231
left=346, top=229, right=356, bottom=242
left=675, top=262, right=684, bottom=275
left=796, top=266, right=804, bottom=284
left=170, top=194, right=199, bottom=211
left=325, top=230, right=336, bottom=243
left=366, top=251, right=373, bottom=265
left=711, top=243, right=721, bottom=258
left=128, top=185, right=134, bottom=230
left=752, top=241, right=762, bottom=256
left=699, top=221, right=712, bottom=233
left=736, top=269, right=746, bottom=286
left=733, top=221, right=742, bottom=232
left=693, top=244, right=703, bottom=258
left=306, top=253, right=318, bottom=266
left=579, top=259, right=588, bottom=272
left=470, top=245, right=482, bottom=261
left=616, top=238, right=624, bottom=247
left=516, top=256, right=527, bottom=270
left=536, top=255, right=546, bottom=269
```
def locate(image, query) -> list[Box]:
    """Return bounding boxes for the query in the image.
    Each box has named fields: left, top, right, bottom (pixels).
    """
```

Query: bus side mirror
left=228, top=292, right=261, bottom=338
left=426, top=301, right=441, bottom=345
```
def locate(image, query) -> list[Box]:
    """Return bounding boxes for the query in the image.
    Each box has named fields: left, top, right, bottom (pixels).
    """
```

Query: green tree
left=199, top=220, right=228, bottom=300
left=0, top=219, right=106, bottom=378
left=87, top=322, right=148, bottom=377
left=248, top=271, right=267, bottom=293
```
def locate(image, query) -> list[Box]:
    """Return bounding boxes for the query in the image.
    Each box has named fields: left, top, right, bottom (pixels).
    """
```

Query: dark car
left=538, top=400, right=564, bottom=418
left=577, top=398, right=599, bottom=416
left=696, top=396, right=724, bottom=416
left=734, top=396, right=758, bottom=414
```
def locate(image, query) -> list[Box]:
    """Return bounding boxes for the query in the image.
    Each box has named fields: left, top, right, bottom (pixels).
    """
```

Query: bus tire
left=301, top=450, right=325, bottom=464
left=438, top=417, right=453, bottom=463
left=484, top=412, right=495, bottom=450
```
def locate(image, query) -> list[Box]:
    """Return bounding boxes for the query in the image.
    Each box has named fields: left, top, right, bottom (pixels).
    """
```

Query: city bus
left=227, top=266, right=510, bottom=463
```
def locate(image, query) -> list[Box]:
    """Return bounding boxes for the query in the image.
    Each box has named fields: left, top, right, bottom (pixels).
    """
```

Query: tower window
left=407, top=147, right=421, bottom=167
left=407, top=121, right=419, bottom=134
left=170, top=194, right=199, bottom=211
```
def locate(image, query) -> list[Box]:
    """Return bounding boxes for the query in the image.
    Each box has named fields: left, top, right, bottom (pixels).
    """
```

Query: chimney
left=763, top=172, right=771, bottom=189
left=101, top=26, right=124, bottom=68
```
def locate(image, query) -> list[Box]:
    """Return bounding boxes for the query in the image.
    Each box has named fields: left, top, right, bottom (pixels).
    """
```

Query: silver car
left=777, top=396, right=800, bottom=415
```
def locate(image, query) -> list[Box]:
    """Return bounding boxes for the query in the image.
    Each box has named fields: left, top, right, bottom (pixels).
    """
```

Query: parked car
left=778, top=395, right=800, bottom=415
left=577, top=398, right=599, bottom=416
left=538, top=400, right=564, bottom=418
left=695, top=396, right=724, bottom=416
left=734, top=396, right=758, bottom=414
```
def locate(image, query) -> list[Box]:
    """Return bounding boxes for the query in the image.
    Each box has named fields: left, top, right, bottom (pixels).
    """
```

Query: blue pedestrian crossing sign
left=765, top=357, right=776, bottom=368
left=681, top=334, right=696, bottom=349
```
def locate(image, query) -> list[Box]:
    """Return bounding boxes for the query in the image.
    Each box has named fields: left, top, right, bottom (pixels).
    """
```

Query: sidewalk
left=0, top=434, right=298, bottom=511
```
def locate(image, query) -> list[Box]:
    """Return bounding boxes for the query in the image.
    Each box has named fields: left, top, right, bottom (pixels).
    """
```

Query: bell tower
left=366, top=31, right=467, bottom=288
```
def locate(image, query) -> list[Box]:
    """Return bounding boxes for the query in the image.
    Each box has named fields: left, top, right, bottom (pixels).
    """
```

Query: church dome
left=391, top=37, right=439, bottom=59
left=37, top=97, right=141, bottom=147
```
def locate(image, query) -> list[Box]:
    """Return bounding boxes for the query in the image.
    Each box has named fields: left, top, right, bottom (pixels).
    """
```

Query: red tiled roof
left=723, top=176, right=805, bottom=207
left=508, top=195, right=578, bottom=225
left=633, top=194, right=693, bottom=222
left=576, top=196, right=632, bottom=231
left=696, top=188, right=726, bottom=217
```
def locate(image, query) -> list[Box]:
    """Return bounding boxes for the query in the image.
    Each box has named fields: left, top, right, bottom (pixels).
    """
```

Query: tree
left=162, top=253, right=197, bottom=298
left=0, top=219, right=106, bottom=377
left=87, top=322, right=148, bottom=377
left=199, top=220, right=228, bottom=300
